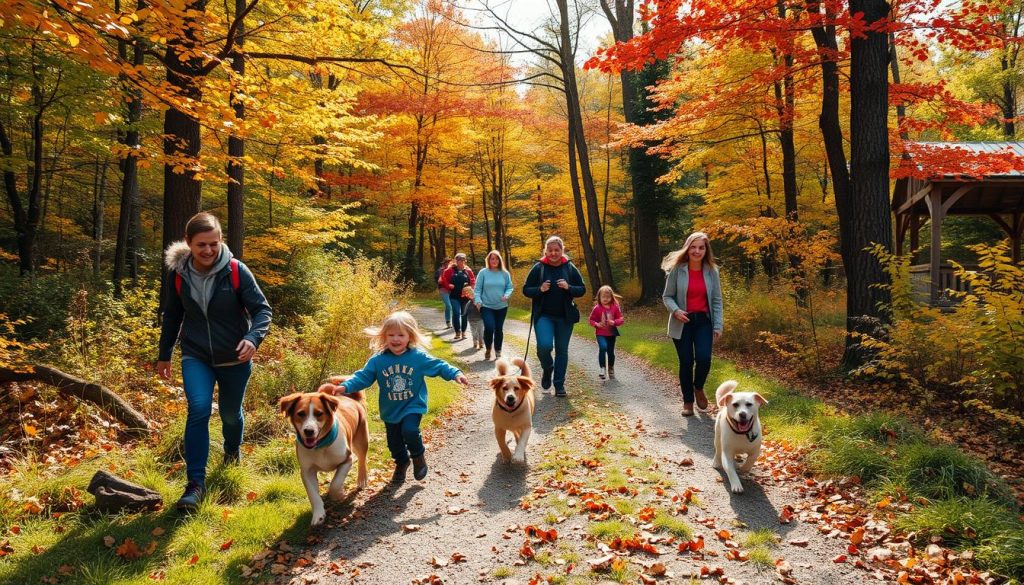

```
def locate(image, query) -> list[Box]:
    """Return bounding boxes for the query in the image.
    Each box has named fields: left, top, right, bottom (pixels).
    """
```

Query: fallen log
left=0, top=364, right=150, bottom=435
left=87, top=470, right=162, bottom=513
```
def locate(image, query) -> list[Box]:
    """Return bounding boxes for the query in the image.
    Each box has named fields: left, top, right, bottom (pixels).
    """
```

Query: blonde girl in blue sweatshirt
left=329, top=311, right=469, bottom=485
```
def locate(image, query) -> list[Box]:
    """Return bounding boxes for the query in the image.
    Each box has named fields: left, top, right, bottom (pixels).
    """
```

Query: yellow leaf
left=66, top=33, right=79, bottom=47
left=22, top=424, right=37, bottom=437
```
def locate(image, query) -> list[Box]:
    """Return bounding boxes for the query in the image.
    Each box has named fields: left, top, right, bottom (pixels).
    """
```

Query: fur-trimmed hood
left=163, top=240, right=234, bottom=273
left=164, top=241, right=193, bottom=273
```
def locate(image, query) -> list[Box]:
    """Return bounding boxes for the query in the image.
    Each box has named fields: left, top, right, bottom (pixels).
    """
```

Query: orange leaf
left=115, top=538, right=144, bottom=560
left=850, top=527, right=865, bottom=546
left=246, top=491, right=258, bottom=502
left=220, top=539, right=233, bottom=551
left=187, top=554, right=199, bottom=566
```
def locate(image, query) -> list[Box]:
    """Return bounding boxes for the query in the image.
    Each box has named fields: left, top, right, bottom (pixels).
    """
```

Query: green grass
left=652, top=510, right=692, bottom=538
left=587, top=520, right=635, bottom=541
left=743, top=528, right=779, bottom=569
left=0, top=331, right=473, bottom=585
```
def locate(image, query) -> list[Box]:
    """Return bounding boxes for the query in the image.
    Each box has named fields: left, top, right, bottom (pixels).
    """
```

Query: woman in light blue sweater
left=474, top=250, right=514, bottom=360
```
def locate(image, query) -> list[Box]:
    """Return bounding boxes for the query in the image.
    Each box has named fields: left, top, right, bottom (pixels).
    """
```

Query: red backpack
left=175, top=258, right=241, bottom=296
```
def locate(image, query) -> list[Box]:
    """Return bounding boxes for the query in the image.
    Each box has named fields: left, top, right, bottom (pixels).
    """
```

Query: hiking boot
left=175, top=481, right=205, bottom=513
left=598, top=366, right=606, bottom=381
left=412, top=455, right=428, bottom=481
left=391, top=460, right=410, bottom=485
left=554, top=387, right=567, bottom=397
left=485, top=348, right=491, bottom=360
left=541, top=368, right=553, bottom=390
left=608, top=367, right=615, bottom=378
left=222, top=451, right=240, bottom=466
left=445, top=321, right=451, bottom=329
left=695, top=388, right=709, bottom=411
left=495, top=350, right=501, bottom=359
left=681, top=403, right=695, bottom=417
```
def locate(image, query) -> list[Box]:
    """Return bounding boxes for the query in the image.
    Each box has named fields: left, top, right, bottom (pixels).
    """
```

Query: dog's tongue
left=303, top=436, right=318, bottom=448
left=734, top=419, right=752, bottom=433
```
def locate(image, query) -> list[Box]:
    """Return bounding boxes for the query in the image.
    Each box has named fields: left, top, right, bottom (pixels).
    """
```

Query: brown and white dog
left=490, top=357, right=536, bottom=464
left=279, top=383, right=369, bottom=526
left=712, top=380, right=767, bottom=494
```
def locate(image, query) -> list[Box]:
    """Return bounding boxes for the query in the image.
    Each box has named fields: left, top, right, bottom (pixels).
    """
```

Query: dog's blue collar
left=297, top=420, right=339, bottom=449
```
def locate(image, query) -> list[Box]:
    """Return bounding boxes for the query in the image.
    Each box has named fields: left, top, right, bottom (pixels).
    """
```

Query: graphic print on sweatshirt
left=382, top=363, right=415, bottom=402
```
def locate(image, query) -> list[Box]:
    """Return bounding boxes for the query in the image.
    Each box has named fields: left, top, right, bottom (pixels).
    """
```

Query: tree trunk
left=0, top=365, right=150, bottom=434
left=113, top=11, right=145, bottom=296
left=92, top=156, right=110, bottom=277
left=844, top=0, right=892, bottom=369
left=567, top=123, right=601, bottom=292
left=1, top=79, right=47, bottom=275
left=557, top=0, right=612, bottom=289
left=226, top=0, right=246, bottom=258
left=600, top=0, right=669, bottom=303
left=161, top=0, right=206, bottom=274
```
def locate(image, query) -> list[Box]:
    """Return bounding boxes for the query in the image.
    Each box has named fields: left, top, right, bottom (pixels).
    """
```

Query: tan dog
left=490, top=357, right=536, bottom=464
left=278, top=385, right=369, bottom=526
left=712, top=380, right=767, bottom=494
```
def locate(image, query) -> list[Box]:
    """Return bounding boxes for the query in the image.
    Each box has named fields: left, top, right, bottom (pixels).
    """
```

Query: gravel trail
left=296, top=305, right=866, bottom=584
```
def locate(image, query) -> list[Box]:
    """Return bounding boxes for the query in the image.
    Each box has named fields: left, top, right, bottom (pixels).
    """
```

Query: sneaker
left=222, top=451, right=240, bottom=466
left=695, top=388, right=709, bottom=411
left=391, top=461, right=410, bottom=485
left=444, top=321, right=451, bottom=329
left=495, top=350, right=501, bottom=359
left=485, top=348, right=491, bottom=360
left=554, top=388, right=567, bottom=397
left=541, top=368, right=553, bottom=390
left=598, top=367, right=606, bottom=380
left=412, top=455, right=428, bottom=481
left=681, top=403, right=694, bottom=416
left=175, top=481, right=205, bottom=512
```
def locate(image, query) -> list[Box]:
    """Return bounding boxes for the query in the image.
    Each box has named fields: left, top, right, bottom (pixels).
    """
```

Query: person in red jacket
left=589, top=285, right=624, bottom=380
left=438, top=253, right=476, bottom=340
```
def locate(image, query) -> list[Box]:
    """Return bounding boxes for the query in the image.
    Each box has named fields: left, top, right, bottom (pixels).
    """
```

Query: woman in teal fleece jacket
left=332, top=311, right=469, bottom=485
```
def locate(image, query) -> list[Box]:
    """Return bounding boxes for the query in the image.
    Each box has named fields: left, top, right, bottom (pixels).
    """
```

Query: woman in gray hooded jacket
left=156, top=212, right=272, bottom=512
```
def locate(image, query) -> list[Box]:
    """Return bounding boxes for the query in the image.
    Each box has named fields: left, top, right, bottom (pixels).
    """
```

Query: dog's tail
left=511, top=357, right=531, bottom=379
left=715, top=380, right=739, bottom=403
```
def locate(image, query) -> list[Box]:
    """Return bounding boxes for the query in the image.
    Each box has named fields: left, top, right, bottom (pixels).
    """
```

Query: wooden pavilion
left=892, top=142, right=1024, bottom=304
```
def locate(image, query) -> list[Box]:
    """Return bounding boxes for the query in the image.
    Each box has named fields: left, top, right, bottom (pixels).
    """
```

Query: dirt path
left=294, top=306, right=865, bottom=584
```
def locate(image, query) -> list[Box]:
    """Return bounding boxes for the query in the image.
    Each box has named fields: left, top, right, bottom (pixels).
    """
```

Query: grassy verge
left=0, top=336, right=468, bottom=585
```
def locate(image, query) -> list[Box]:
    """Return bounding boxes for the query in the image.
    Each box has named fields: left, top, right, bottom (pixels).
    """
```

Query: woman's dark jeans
left=535, top=315, right=574, bottom=392
left=480, top=306, right=508, bottom=352
left=449, top=295, right=467, bottom=334
left=181, top=358, right=252, bottom=485
left=671, top=312, right=713, bottom=403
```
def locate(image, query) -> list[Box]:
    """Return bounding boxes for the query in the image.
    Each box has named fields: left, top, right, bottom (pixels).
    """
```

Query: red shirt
left=686, top=268, right=709, bottom=313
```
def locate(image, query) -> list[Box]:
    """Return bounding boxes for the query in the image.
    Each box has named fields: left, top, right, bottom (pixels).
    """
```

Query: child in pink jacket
left=589, top=286, right=624, bottom=380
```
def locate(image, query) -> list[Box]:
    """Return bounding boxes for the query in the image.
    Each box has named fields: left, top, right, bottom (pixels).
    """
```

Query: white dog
left=712, top=380, right=767, bottom=493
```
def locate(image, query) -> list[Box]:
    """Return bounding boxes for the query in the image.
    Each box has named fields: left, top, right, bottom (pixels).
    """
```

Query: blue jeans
left=597, top=335, right=617, bottom=369
left=181, top=358, right=252, bottom=485
left=438, top=290, right=452, bottom=324
left=449, top=296, right=467, bottom=334
left=535, top=315, right=574, bottom=391
left=672, top=312, right=713, bottom=403
left=384, top=413, right=424, bottom=465
left=480, top=306, right=508, bottom=352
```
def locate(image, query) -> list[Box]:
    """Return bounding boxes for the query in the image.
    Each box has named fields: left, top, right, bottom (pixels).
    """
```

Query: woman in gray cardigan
left=662, top=232, right=724, bottom=416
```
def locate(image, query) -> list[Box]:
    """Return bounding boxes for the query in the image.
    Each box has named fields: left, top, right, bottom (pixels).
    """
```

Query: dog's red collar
left=496, top=398, right=524, bottom=414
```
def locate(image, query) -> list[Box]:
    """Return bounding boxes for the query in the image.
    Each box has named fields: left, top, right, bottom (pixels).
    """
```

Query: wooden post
left=927, top=188, right=944, bottom=304
left=909, top=213, right=920, bottom=259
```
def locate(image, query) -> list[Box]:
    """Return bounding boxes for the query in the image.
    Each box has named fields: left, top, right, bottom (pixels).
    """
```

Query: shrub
left=895, top=443, right=1012, bottom=505
left=854, top=244, right=1024, bottom=430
